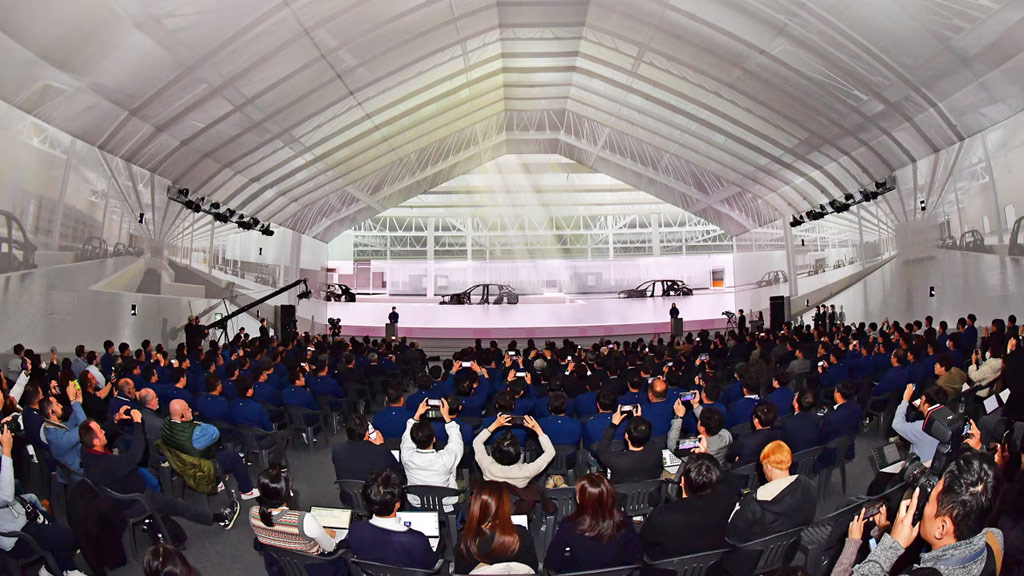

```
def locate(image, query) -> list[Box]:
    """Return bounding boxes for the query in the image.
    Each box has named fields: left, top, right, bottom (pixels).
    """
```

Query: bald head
left=169, top=399, right=192, bottom=421
left=117, top=378, right=136, bottom=398
left=138, top=388, right=158, bottom=410
left=649, top=377, right=668, bottom=402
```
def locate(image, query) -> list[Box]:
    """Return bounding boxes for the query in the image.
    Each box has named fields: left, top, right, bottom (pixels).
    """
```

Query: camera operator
left=894, top=384, right=948, bottom=463
left=851, top=451, right=1003, bottom=576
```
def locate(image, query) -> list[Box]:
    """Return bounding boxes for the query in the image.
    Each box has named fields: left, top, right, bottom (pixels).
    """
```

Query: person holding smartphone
left=596, top=405, right=662, bottom=484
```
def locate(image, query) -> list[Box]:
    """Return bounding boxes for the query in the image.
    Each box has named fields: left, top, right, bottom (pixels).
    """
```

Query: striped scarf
left=249, top=507, right=322, bottom=555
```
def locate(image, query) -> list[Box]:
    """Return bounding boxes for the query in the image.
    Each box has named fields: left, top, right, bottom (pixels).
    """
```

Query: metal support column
left=782, top=223, right=799, bottom=298
left=426, top=218, right=435, bottom=298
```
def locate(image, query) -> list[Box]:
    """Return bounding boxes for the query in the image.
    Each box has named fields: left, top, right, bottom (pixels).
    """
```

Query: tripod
left=722, top=311, right=737, bottom=331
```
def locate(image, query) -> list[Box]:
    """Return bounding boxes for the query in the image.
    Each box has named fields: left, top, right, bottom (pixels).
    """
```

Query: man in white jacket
left=401, top=398, right=464, bottom=509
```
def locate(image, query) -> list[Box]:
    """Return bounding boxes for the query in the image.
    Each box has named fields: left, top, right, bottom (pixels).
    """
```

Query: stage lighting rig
left=259, top=223, right=275, bottom=237
left=235, top=213, right=254, bottom=230
left=790, top=214, right=805, bottom=228
left=166, top=184, right=274, bottom=237
left=828, top=198, right=850, bottom=214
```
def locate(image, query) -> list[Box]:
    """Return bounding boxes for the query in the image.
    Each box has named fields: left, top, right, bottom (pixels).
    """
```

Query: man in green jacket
left=161, top=399, right=259, bottom=500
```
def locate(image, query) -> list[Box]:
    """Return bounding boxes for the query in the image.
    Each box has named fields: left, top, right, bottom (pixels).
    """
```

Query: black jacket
left=725, top=475, right=817, bottom=544
left=728, top=428, right=784, bottom=467
left=640, top=483, right=738, bottom=560
left=81, top=423, right=147, bottom=494
left=595, top=423, right=663, bottom=484
left=332, top=440, right=402, bottom=482
left=781, top=411, right=822, bottom=454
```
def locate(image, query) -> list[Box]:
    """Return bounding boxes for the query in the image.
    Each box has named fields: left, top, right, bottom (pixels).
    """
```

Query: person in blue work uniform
left=231, top=377, right=288, bottom=465
left=196, top=375, right=233, bottom=424
left=583, top=389, right=620, bottom=450
left=373, top=381, right=414, bottom=440
left=538, top=392, right=582, bottom=446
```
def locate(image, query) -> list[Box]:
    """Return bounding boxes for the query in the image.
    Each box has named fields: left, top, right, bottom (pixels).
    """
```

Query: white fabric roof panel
left=1, top=0, right=1023, bottom=240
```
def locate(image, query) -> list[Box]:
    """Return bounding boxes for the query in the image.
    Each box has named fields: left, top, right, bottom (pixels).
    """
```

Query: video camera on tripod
left=900, top=404, right=969, bottom=523
left=327, top=317, right=342, bottom=338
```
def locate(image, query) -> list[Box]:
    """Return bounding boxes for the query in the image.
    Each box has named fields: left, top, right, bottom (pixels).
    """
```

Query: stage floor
left=298, top=290, right=736, bottom=339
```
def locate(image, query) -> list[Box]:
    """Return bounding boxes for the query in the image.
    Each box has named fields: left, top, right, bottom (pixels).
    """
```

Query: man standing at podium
left=388, top=307, right=399, bottom=324
left=669, top=303, right=679, bottom=320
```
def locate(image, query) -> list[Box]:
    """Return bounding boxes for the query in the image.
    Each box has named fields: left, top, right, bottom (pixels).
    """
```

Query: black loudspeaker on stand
left=769, top=295, right=790, bottom=332
left=277, top=304, right=297, bottom=346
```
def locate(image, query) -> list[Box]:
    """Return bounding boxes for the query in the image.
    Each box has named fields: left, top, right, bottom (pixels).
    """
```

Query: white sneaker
left=241, top=488, right=260, bottom=500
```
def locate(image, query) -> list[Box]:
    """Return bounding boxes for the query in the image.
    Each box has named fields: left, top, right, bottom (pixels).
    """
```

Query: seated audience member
left=933, top=353, right=968, bottom=400
left=782, top=389, right=821, bottom=454
left=642, top=453, right=737, bottom=561
left=726, top=440, right=817, bottom=544
left=401, top=398, right=464, bottom=508
left=160, top=399, right=258, bottom=500
left=79, top=412, right=240, bottom=530
left=108, top=377, right=139, bottom=421
left=873, top=349, right=909, bottom=397
left=404, top=373, right=434, bottom=411
left=538, top=391, right=583, bottom=446
left=42, top=381, right=88, bottom=480
left=765, top=372, right=796, bottom=416
left=372, top=381, right=414, bottom=440
left=281, top=371, right=322, bottom=436
left=728, top=402, right=784, bottom=467
left=332, top=414, right=402, bottom=482
left=596, top=407, right=662, bottom=483
left=642, top=378, right=675, bottom=438
left=453, top=368, right=488, bottom=419
left=482, top=390, right=529, bottom=446
left=163, top=367, right=195, bottom=409
left=346, top=468, right=439, bottom=570
left=893, top=384, right=945, bottom=463
left=455, top=481, right=538, bottom=574
left=819, top=380, right=862, bottom=461
left=784, top=345, right=811, bottom=377
left=692, top=406, right=731, bottom=465
left=682, top=384, right=726, bottom=435
left=544, top=472, right=642, bottom=573
left=79, top=367, right=114, bottom=423
left=196, top=375, right=233, bottom=424
left=725, top=378, right=761, bottom=429
left=249, top=465, right=345, bottom=575
left=967, top=337, right=1003, bottom=391
left=307, top=357, right=345, bottom=399
left=849, top=451, right=1003, bottom=576
left=474, top=415, right=556, bottom=512
left=0, top=419, right=86, bottom=576
left=143, top=543, right=196, bottom=576
left=231, top=377, right=288, bottom=464
left=583, top=389, right=619, bottom=449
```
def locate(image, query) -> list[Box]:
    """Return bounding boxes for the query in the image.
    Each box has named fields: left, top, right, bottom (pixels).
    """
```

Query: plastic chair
left=543, top=486, right=578, bottom=524
left=405, top=485, right=461, bottom=561
left=789, top=445, right=825, bottom=477
left=336, top=479, right=370, bottom=518
left=726, top=524, right=805, bottom=575
left=865, top=390, right=901, bottom=435
left=253, top=537, right=350, bottom=576
left=545, top=444, right=580, bottom=485
left=350, top=557, right=444, bottom=576
left=614, top=479, right=666, bottom=517
left=643, top=548, right=728, bottom=576
left=728, top=422, right=753, bottom=437
left=237, top=425, right=275, bottom=470
left=0, top=529, right=64, bottom=576
left=728, top=461, right=761, bottom=493
left=316, top=395, right=349, bottom=434
left=548, top=564, right=642, bottom=576
left=285, top=405, right=322, bottom=450
left=88, top=480, right=171, bottom=562
left=799, top=498, right=871, bottom=576
left=817, top=435, right=855, bottom=500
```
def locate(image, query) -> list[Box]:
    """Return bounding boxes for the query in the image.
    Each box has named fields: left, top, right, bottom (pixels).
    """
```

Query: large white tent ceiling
left=3, top=0, right=1024, bottom=241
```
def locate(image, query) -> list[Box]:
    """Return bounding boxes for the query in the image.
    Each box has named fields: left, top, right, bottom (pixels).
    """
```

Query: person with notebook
left=249, top=465, right=345, bottom=575
left=345, top=468, right=439, bottom=570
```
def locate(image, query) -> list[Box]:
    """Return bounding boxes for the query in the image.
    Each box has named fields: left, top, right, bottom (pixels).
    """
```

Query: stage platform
left=298, top=290, right=735, bottom=339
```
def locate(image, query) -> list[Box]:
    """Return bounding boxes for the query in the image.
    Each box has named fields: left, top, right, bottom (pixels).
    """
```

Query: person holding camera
left=894, top=384, right=946, bottom=463
left=850, top=451, right=1004, bottom=576
left=0, top=417, right=86, bottom=575
left=401, top=398, right=464, bottom=509
left=595, top=405, right=662, bottom=484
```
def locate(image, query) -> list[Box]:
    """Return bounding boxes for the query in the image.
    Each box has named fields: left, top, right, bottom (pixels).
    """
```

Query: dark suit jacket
left=332, top=440, right=403, bottom=482
left=346, top=520, right=437, bottom=570
left=728, top=428, right=784, bottom=467
left=819, top=402, right=862, bottom=460
left=781, top=411, right=821, bottom=454
left=640, top=483, right=738, bottom=560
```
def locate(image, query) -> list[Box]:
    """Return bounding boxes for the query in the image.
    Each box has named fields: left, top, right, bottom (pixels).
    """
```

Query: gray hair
left=137, top=388, right=157, bottom=407
left=367, top=352, right=379, bottom=363
left=532, top=358, right=547, bottom=373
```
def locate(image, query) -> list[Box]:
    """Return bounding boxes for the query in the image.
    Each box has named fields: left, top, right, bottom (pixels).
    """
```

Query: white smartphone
left=367, top=423, right=378, bottom=441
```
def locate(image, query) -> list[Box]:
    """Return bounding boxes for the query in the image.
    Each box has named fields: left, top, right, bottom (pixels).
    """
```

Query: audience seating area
left=0, top=309, right=1020, bottom=576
